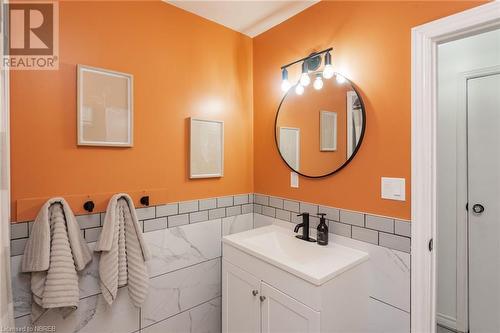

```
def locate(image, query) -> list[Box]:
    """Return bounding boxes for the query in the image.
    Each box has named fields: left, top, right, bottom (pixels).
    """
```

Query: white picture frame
left=320, top=110, right=337, bottom=152
left=190, top=118, right=224, bottom=178
left=77, top=64, right=133, bottom=147
left=279, top=127, right=300, bottom=171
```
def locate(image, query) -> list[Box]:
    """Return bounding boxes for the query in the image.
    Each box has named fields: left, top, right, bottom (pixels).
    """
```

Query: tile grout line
left=149, top=256, right=221, bottom=280
left=254, top=211, right=410, bottom=253
left=12, top=257, right=223, bottom=320
left=370, top=296, right=410, bottom=314
left=139, top=295, right=222, bottom=331
left=254, top=192, right=410, bottom=222
left=10, top=193, right=409, bottom=255
left=253, top=196, right=410, bottom=239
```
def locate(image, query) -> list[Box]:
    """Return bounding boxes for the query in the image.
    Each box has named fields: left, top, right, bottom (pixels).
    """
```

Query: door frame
left=411, top=2, right=500, bottom=332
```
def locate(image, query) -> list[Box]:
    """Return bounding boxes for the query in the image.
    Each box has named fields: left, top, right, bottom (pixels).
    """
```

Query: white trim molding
left=0, top=0, right=14, bottom=327
left=436, top=313, right=457, bottom=331
left=411, top=2, right=500, bottom=333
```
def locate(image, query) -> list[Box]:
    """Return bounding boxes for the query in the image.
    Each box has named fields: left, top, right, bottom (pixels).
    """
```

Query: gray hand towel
left=21, top=198, right=92, bottom=322
left=95, top=193, right=150, bottom=307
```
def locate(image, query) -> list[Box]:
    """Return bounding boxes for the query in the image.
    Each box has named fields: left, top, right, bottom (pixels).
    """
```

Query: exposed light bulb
left=336, top=74, right=346, bottom=84
left=322, top=51, right=334, bottom=79
left=299, top=61, right=310, bottom=86
left=323, top=65, right=334, bottom=79
left=281, top=79, right=291, bottom=92
left=295, top=84, right=304, bottom=95
left=313, top=75, right=323, bottom=90
left=281, top=68, right=291, bottom=92
left=300, top=73, right=310, bottom=86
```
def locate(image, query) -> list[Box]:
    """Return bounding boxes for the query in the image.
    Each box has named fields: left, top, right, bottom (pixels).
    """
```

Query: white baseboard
left=437, top=313, right=457, bottom=331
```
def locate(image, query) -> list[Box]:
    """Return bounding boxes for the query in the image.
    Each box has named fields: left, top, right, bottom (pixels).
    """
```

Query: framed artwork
left=190, top=118, right=224, bottom=178
left=279, top=127, right=300, bottom=171
left=320, top=110, right=337, bottom=152
left=77, top=65, right=133, bottom=147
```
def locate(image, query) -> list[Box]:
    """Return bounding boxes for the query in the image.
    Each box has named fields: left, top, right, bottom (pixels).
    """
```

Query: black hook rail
left=140, top=196, right=150, bottom=206
left=82, top=193, right=149, bottom=213
left=83, top=200, right=95, bottom=213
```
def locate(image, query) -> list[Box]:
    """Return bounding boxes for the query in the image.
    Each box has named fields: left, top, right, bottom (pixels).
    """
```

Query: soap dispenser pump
left=317, top=213, right=329, bottom=246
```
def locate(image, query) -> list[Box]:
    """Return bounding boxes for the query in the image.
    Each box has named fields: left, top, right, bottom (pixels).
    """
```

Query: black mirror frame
left=274, top=76, right=367, bottom=179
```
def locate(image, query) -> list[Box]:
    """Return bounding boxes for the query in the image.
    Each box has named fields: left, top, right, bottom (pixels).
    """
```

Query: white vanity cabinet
left=223, top=260, right=320, bottom=333
left=222, top=225, right=370, bottom=333
left=260, top=281, right=320, bottom=333
left=223, top=261, right=261, bottom=333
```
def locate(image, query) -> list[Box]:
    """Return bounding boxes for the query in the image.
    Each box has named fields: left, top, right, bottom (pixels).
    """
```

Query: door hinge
left=466, top=203, right=468, bottom=211
left=428, top=238, right=433, bottom=252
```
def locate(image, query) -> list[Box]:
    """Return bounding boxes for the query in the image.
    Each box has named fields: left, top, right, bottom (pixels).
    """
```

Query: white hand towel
left=95, top=194, right=150, bottom=307
left=21, top=198, right=92, bottom=322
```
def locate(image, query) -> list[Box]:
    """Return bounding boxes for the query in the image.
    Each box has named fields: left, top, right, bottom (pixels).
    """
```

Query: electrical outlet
left=291, top=172, right=299, bottom=188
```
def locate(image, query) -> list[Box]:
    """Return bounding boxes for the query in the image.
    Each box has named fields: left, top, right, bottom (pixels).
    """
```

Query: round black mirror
left=274, top=73, right=366, bottom=178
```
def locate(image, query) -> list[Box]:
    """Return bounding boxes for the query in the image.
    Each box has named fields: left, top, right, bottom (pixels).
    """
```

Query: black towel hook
left=140, top=196, right=150, bottom=207
left=83, top=200, right=95, bottom=213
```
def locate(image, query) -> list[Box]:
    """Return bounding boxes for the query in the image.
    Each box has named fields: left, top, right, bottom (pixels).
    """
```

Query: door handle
left=260, top=295, right=266, bottom=302
left=252, top=290, right=258, bottom=296
left=472, top=204, right=485, bottom=214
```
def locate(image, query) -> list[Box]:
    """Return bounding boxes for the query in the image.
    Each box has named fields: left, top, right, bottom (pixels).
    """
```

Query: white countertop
left=222, top=224, right=369, bottom=286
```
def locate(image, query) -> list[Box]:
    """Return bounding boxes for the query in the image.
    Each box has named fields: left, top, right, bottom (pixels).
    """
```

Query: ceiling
left=165, top=1, right=319, bottom=38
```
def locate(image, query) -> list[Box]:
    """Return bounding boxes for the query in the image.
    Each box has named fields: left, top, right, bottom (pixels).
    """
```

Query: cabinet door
left=261, top=282, right=320, bottom=333
left=222, top=260, right=261, bottom=333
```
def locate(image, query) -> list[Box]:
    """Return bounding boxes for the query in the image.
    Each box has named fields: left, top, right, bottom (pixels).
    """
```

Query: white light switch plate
left=291, top=172, right=299, bottom=188
left=381, top=177, right=406, bottom=201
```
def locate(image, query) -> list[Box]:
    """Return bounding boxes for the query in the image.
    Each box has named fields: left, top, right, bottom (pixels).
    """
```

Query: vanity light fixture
left=280, top=47, right=334, bottom=95
left=281, top=68, right=291, bottom=92
left=322, top=51, right=334, bottom=79
left=299, top=62, right=311, bottom=87
left=295, top=84, right=304, bottom=95
left=313, top=74, right=323, bottom=90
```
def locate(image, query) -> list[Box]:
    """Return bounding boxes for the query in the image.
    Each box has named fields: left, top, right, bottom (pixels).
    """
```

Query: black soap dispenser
left=317, top=213, right=329, bottom=246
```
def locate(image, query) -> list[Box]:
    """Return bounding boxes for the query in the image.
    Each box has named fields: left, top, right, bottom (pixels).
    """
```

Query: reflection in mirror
left=347, top=91, right=363, bottom=157
left=320, top=111, right=337, bottom=152
left=275, top=74, right=365, bottom=178
left=279, top=127, right=300, bottom=171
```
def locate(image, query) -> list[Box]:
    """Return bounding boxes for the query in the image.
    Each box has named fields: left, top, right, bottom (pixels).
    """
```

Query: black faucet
left=294, top=213, right=316, bottom=242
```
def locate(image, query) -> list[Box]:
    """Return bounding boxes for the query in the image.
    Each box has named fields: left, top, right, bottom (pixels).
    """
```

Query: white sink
left=222, top=224, right=369, bottom=286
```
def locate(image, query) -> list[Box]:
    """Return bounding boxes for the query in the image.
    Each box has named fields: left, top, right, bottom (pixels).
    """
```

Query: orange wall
left=10, top=1, right=485, bottom=222
left=253, top=1, right=483, bottom=220
left=10, top=1, right=254, bottom=221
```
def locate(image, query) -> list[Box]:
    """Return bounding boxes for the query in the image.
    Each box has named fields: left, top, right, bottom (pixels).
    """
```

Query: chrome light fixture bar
left=280, top=47, right=334, bottom=94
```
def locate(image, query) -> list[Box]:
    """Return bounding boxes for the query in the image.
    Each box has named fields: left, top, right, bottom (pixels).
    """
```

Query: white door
left=279, top=127, right=300, bottom=171
left=261, top=282, right=320, bottom=333
left=468, top=72, right=500, bottom=333
left=222, top=260, right=261, bottom=333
